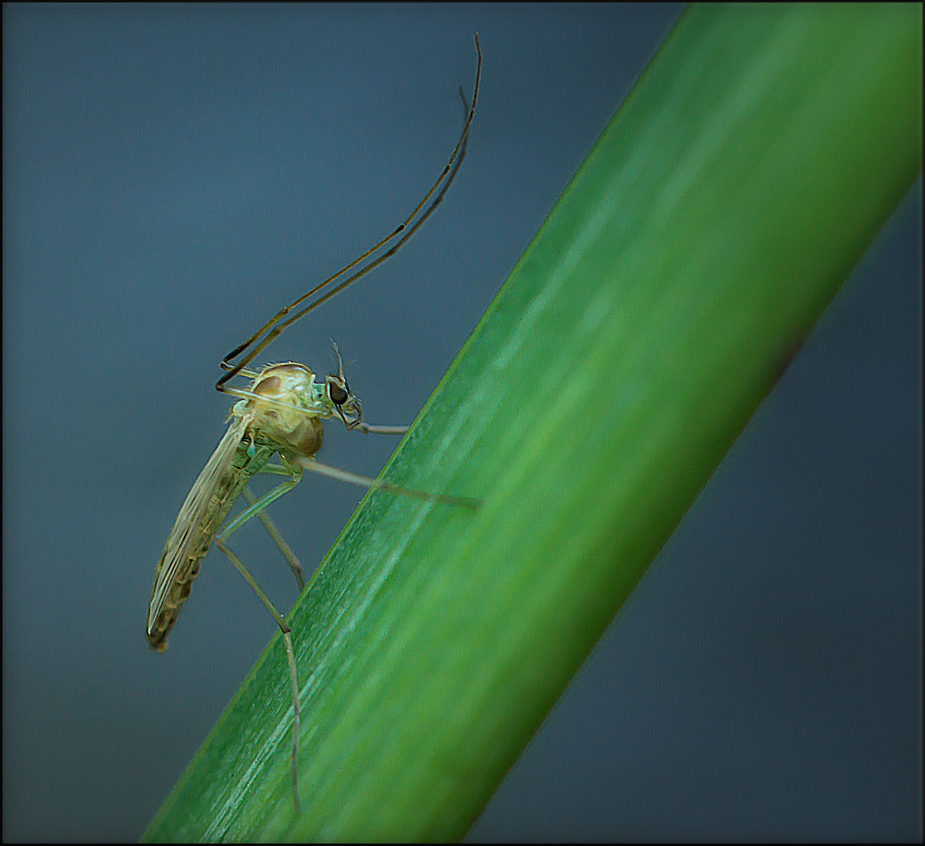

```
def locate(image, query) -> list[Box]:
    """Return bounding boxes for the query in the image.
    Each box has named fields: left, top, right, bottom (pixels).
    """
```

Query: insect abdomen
left=146, top=438, right=274, bottom=651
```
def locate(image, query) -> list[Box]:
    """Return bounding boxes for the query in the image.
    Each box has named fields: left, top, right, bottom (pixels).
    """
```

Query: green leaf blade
left=144, top=4, right=921, bottom=841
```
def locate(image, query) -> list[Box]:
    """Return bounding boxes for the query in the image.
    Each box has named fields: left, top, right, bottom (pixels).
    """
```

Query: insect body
left=147, top=359, right=355, bottom=651
left=148, top=35, right=482, bottom=815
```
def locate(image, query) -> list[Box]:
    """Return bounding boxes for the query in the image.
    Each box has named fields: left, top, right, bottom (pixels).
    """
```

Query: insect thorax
left=240, top=362, right=329, bottom=458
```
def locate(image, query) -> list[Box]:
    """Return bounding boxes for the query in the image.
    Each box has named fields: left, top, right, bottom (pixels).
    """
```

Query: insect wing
left=147, top=414, right=250, bottom=649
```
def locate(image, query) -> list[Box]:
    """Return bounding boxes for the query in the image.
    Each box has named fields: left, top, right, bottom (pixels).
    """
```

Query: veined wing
left=147, top=412, right=257, bottom=651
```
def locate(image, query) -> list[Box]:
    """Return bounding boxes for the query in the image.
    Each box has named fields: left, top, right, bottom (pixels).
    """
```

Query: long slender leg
left=217, top=34, right=482, bottom=390
left=215, top=450, right=476, bottom=811
left=353, top=423, right=408, bottom=435
left=214, top=536, right=301, bottom=814
left=242, top=485, right=305, bottom=590
left=215, top=463, right=305, bottom=812
left=297, top=456, right=480, bottom=509
left=222, top=463, right=302, bottom=537
left=258, top=451, right=480, bottom=508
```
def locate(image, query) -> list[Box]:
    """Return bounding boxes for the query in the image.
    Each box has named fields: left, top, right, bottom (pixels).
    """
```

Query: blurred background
left=3, top=4, right=920, bottom=840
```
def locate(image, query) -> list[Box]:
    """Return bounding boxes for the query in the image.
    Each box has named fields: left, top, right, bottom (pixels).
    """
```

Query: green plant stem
left=143, top=4, right=921, bottom=841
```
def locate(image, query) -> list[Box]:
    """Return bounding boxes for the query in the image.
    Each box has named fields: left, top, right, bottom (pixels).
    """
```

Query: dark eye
left=329, top=382, right=348, bottom=406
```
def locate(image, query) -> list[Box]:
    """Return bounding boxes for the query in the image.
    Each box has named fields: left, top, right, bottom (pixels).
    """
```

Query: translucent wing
left=147, top=413, right=251, bottom=651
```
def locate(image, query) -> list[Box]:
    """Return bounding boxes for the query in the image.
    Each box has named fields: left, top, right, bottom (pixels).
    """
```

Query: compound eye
left=328, top=381, right=349, bottom=406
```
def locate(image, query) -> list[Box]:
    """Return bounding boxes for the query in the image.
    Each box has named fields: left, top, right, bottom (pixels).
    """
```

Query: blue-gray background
left=3, top=4, right=921, bottom=841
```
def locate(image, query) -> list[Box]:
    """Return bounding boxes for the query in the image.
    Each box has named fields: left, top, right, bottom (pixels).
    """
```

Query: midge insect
left=147, top=35, right=481, bottom=813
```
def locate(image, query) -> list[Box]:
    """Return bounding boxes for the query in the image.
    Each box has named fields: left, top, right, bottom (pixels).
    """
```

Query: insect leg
left=214, top=460, right=305, bottom=812
left=221, top=462, right=303, bottom=538
left=297, top=456, right=480, bottom=509
left=214, top=536, right=301, bottom=814
left=242, top=485, right=305, bottom=590
left=352, top=422, right=409, bottom=435
left=217, top=34, right=481, bottom=391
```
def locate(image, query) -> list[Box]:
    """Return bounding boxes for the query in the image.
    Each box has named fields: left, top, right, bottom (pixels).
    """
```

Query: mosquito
left=147, top=35, right=481, bottom=814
